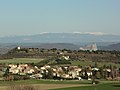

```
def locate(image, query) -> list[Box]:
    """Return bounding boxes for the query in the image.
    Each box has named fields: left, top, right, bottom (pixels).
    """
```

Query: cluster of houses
left=0, top=63, right=119, bottom=81
left=7, top=64, right=99, bottom=80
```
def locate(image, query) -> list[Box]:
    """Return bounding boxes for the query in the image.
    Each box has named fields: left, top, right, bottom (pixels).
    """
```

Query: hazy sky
left=0, top=0, right=120, bottom=36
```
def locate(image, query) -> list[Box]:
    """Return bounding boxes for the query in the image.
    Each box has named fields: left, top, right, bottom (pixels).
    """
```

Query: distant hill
left=1, top=42, right=120, bottom=54
left=101, top=43, right=120, bottom=51
left=0, top=48, right=12, bottom=54
left=31, top=43, right=80, bottom=50
left=0, top=43, right=80, bottom=54
left=19, top=43, right=80, bottom=50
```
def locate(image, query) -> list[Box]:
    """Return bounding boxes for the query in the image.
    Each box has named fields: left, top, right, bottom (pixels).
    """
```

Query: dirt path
left=0, top=84, right=92, bottom=90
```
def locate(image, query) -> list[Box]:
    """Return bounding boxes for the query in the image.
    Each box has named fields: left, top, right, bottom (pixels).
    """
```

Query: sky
left=0, top=0, right=120, bottom=36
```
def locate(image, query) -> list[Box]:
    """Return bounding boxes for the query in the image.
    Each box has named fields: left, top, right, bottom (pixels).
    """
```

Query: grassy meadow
left=0, top=79, right=119, bottom=90
left=0, top=58, right=120, bottom=68
left=53, top=82, right=120, bottom=90
left=71, top=61, right=120, bottom=67
left=0, top=58, right=43, bottom=64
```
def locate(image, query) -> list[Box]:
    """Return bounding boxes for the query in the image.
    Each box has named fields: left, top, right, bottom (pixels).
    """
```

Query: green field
left=0, top=58, right=43, bottom=64
left=52, top=81, right=120, bottom=90
left=0, top=79, right=120, bottom=90
left=71, top=61, right=120, bottom=67
left=0, top=58, right=120, bottom=68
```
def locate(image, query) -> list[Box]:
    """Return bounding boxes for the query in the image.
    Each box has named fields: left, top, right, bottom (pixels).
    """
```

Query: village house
left=68, top=66, right=82, bottom=79
left=8, top=64, right=35, bottom=75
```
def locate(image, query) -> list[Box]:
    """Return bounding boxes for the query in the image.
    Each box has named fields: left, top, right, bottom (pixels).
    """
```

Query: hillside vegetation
left=0, top=47, right=120, bottom=64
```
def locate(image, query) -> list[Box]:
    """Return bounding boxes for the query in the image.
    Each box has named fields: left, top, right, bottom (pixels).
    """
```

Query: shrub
left=92, top=80, right=100, bottom=84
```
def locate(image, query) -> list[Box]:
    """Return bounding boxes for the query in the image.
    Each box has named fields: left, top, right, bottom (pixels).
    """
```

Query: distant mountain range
left=0, top=33, right=120, bottom=53
left=0, top=33, right=120, bottom=43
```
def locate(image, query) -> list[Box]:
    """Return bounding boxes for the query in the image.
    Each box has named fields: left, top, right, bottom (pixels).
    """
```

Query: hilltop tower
left=80, top=43, right=98, bottom=52
left=91, top=43, right=97, bottom=51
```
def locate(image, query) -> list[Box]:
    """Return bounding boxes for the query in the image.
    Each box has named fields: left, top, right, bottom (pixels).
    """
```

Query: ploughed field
left=0, top=80, right=92, bottom=90
left=0, top=84, right=91, bottom=90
